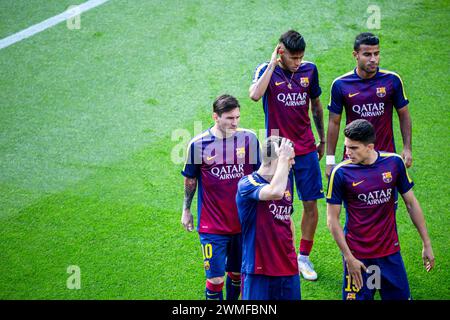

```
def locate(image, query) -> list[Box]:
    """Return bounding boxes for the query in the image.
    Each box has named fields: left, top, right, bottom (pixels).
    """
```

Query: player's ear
left=212, top=112, right=219, bottom=122
left=278, top=43, right=285, bottom=55
left=352, top=50, right=358, bottom=59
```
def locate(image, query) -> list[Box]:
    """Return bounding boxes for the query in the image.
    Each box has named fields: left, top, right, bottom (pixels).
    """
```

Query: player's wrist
left=326, top=155, right=336, bottom=165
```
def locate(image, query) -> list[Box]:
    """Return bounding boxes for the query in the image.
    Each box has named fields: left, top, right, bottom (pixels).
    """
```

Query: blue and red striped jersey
left=182, top=128, right=260, bottom=235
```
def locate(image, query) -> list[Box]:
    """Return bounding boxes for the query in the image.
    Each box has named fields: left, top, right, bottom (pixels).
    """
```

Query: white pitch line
left=0, top=0, right=110, bottom=50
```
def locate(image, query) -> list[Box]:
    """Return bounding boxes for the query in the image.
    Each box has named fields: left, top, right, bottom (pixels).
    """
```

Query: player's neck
left=360, top=150, right=378, bottom=165
left=257, top=166, right=275, bottom=182
left=356, top=66, right=377, bottom=79
left=278, top=60, right=291, bottom=73
left=210, top=125, right=234, bottom=139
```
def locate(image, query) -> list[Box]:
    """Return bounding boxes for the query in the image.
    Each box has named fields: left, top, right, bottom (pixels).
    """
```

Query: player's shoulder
left=300, top=60, right=317, bottom=69
left=239, top=173, right=264, bottom=189
left=378, top=68, right=404, bottom=81
left=331, top=69, right=356, bottom=87
left=379, top=151, right=405, bottom=165
left=254, top=61, right=269, bottom=73
left=329, top=159, right=353, bottom=177
left=187, top=129, right=211, bottom=148
left=236, top=127, right=259, bottom=139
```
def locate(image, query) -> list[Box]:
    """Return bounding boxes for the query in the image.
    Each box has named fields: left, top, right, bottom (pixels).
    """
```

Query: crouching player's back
left=237, top=137, right=300, bottom=300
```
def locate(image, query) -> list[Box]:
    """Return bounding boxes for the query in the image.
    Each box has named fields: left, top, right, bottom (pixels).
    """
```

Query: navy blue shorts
left=199, top=233, right=242, bottom=279
left=342, top=251, right=411, bottom=300
left=291, top=151, right=324, bottom=201
left=241, top=273, right=301, bottom=300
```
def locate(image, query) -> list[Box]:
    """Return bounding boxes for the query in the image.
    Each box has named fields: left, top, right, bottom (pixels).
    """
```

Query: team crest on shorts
left=236, top=147, right=246, bottom=159
left=284, top=190, right=292, bottom=202
left=382, top=171, right=393, bottom=183
left=204, top=260, right=210, bottom=271
left=376, top=87, right=386, bottom=97
left=300, top=77, right=309, bottom=88
left=346, top=293, right=356, bottom=300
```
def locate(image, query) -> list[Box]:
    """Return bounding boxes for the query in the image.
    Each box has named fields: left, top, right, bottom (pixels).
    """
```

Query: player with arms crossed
left=326, top=119, right=434, bottom=300
left=181, top=94, right=260, bottom=300
left=249, top=30, right=325, bottom=280
left=237, top=137, right=300, bottom=300
left=326, top=32, right=413, bottom=176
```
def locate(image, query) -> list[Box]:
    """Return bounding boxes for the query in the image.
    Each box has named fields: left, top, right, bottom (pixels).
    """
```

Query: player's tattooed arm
left=311, top=97, right=325, bottom=160
left=183, top=177, right=197, bottom=210
left=181, top=177, right=197, bottom=232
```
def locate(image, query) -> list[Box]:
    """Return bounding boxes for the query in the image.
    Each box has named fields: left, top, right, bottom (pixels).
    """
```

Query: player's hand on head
left=277, top=138, right=295, bottom=160
left=181, top=209, right=194, bottom=232
left=271, top=44, right=281, bottom=65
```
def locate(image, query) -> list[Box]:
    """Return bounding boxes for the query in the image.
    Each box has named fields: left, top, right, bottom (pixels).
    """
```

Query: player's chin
left=367, top=65, right=378, bottom=72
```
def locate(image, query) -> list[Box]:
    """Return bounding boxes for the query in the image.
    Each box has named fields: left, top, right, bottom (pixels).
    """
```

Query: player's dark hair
left=279, top=30, right=306, bottom=53
left=344, top=119, right=376, bottom=145
left=213, top=94, right=240, bottom=116
left=354, top=32, right=379, bottom=51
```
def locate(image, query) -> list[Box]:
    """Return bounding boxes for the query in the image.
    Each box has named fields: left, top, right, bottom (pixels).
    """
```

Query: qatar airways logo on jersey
left=269, top=204, right=292, bottom=221
left=210, top=164, right=244, bottom=180
left=277, top=92, right=307, bottom=107
left=358, top=188, right=392, bottom=205
left=352, top=102, right=384, bottom=117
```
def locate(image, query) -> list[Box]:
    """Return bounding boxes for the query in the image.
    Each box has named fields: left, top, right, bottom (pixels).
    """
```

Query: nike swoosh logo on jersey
left=275, top=81, right=285, bottom=86
left=348, top=92, right=360, bottom=98
left=206, top=155, right=216, bottom=161
left=352, top=180, right=365, bottom=187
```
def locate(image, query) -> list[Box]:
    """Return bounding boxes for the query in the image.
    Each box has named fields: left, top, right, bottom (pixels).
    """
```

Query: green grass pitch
left=0, top=0, right=449, bottom=299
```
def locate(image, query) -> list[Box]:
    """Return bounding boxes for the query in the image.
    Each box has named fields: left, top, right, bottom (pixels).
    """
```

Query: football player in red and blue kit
left=181, top=95, right=260, bottom=300
left=237, top=137, right=300, bottom=300
left=327, top=119, right=434, bottom=300
left=326, top=33, right=413, bottom=177
left=249, top=30, right=325, bottom=281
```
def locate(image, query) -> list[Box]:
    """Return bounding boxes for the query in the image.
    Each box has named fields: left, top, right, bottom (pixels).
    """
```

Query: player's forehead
left=344, top=137, right=364, bottom=148
left=358, top=44, right=380, bottom=54
left=219, top=107, right=240, bottom=118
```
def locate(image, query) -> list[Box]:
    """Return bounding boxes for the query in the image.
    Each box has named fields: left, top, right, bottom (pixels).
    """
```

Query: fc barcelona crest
left=346, top=293, right=356, bottom=300
left=382, top=171, right=392, bottom=183
left=376, top=87, right=386, bottom=98
left=300, top=77, right=309, bottom=88
left=284, top=190, right=292, bottom=202
left=236, top=147, right=246, bottom=159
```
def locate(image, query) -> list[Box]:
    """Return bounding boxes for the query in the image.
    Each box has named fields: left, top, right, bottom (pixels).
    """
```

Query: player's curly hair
left=344, top=119, right=376, bottom=145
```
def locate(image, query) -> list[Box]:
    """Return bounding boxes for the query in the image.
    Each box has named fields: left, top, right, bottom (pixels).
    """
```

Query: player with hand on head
left=249, top=30, right=325, bottom=281
left=181, top=94, right=260, bottom=300
left=326, top=119, right=434, bottom=300
left=237, top=136, right=301, bottom=300
left=326, top=32, right=412, bottom=177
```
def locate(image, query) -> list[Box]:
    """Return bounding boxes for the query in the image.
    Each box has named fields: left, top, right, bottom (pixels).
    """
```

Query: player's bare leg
left=298, top=200, right=319, bottom=281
